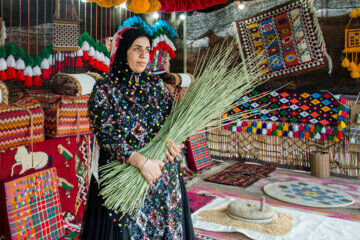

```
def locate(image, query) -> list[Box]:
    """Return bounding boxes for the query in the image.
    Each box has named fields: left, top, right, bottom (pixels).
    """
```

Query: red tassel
left=42, top=69, right=50, bottom=80
left=70, top=57, right=75, bottom=67
left=83, top=51, right=89, bottom=60
left=337, top=131, right=344, bottom=139
left=16, top=70, right=25, bottom=81
left=75, top=57, right=83, bottom=67
left=6, top=67, right=16, bottom=79
left=92, top=59, right=99, bottom=69
left=103, top=65, right=109, bottom=73
left=55, top=61, right=63, bottom=72
left=24, top=76, right=33, bottom=87
left=0, top=70, right=7, bottom=81
left=32, top=75, right=42, bottom=87
left=88, top=56, right=94, bottom=65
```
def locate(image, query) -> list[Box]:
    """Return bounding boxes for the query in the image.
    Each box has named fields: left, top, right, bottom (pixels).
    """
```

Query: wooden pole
left=183, top=14, right=187, bottom=73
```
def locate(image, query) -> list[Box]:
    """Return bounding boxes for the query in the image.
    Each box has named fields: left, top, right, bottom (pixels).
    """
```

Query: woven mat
left=188, top=192, right=216, bottom=213
left=204, top=162, right=276, bottom=188
left=252, top=171, right=360, bottom=206
left=263, top=181, right=355, bottom=208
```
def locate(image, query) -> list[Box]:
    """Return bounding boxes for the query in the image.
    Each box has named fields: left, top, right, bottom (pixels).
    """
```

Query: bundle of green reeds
left=99, top=41, right=264, bottom=214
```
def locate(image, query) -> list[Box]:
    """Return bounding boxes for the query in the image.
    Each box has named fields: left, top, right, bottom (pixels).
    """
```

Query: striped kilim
left=28, top=92, right=92, bottom=138
left=4, top=168, right=65, bottom=239
left=0, top=97, right=45, bottom=150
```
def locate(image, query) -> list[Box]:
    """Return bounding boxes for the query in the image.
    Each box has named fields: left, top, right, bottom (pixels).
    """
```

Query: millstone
left=226, top=197, right=275, bottom=222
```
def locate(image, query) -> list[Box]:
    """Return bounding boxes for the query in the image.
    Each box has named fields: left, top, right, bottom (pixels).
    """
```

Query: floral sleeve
left=88, top=80, right=135, bottom=164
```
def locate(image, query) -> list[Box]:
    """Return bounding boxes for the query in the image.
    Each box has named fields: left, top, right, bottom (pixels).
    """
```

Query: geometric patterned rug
left=263, top=181, right=355, bottom=208
left=188, top=192, right=216, bottom=213
left=204, top=162, right=276, bottom=188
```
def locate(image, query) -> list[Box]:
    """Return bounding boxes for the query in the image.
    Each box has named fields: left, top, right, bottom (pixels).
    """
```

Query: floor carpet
left=204, top=162, right=276, bottom=188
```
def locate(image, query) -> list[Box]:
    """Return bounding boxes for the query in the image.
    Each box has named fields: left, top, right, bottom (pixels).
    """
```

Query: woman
left=81, top=27, right=195, bottom=240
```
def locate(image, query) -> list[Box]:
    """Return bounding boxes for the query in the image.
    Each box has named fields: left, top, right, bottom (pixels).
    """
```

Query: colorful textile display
left=235, top=0, right=332, bottom=82
left=185, top=132, right=213, bottom=171
left=79, top=31, right=110, bottom=73
left=0, top=97, right=45, bottom=150
left=26, top=92, right=92, bottom=138
left=0, top=81, right=8, bottom=105
left=1, top=168, right=65, bottom=240
left=118, top=16, right=177, bottom=74
left=0, top=134, right=95, bottom=231
left=224, top=90, right=349, bottom=142
left=50, top=72, right=101, bottom=96
left=341, top=7, right=360, bottom=78
left=204, top=162, right=276, bottom=188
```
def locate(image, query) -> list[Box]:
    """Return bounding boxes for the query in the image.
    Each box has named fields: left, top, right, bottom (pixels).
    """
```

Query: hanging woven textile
left=52, top=0, right=80, bottom=52
left=341, top=7, right=360, bottom=78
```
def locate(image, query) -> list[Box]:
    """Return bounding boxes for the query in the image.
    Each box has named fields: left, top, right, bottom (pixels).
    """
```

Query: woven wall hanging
left=341, top=7, right=360, bottom=78
left=52, top=0, right=79, bottom=52
left=234, top=0, right=332, bottom=82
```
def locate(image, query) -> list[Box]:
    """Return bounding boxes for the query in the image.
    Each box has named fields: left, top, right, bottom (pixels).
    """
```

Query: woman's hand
left=127, top=152, right=164, bottom=185
left=165, top=139, right=185, bottom=163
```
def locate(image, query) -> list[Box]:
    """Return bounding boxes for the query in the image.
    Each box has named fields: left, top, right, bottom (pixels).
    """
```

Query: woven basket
left=310, top=151, right=330, bottom=178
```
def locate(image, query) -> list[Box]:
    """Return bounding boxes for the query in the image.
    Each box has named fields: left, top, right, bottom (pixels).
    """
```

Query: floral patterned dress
left=81, top=68, right=195, bottom=240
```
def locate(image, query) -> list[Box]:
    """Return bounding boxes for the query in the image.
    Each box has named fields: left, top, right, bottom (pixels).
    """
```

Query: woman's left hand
left=165, top=139, right=184, bottom=163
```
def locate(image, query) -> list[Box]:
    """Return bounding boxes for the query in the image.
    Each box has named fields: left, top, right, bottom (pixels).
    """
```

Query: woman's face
left=127, top=36, right=151, bottom=74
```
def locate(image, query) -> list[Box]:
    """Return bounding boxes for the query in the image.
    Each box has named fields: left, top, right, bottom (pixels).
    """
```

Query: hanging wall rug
left=263, top=181, right=355, bottom=208
left=235, top=0, right=332, bottom=82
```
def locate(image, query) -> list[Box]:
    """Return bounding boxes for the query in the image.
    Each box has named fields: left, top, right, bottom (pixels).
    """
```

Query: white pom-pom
left=0, top=58, right=7, bottom=71
left=262, top=128, right=267, bottom=135
left=314, top=133, right=321, bottom=140
left=40, top=59, right=50, bottom=69
left=100, top=52, right=105, bottom=62
left=88, top=47, right=95, bottom=57
left=77, top=48, right=83, bottom=57
left=267, top=123, right=273, bottom=130
left=16, top=59, right=25, bottom=70
left=81, top=41, right=90, bottom=51
left=237, top=120, right=242, bottom=127
left=33, top=66, right=42, bottom=76
left=95, top=51, right=102, bottom=61
left=47, top=55, right=53, bottom=65
left=294, top=125, right=299, bottom=132
left=288, top=131, right=293, bottom=138
left=321, top=127, right=326, bottom=134
left=6, top=55, right=16, bottom=68
left=23, top=66, right=33, bottom=77
left=104, top=57, right=110, bottom=66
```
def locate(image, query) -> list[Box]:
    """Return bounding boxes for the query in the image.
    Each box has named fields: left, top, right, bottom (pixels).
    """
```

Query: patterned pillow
left=3, top=168, right=65, bottom=239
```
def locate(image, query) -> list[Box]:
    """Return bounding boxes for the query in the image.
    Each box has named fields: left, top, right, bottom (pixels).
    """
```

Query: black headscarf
left=111, top=28, right=152, bottom=74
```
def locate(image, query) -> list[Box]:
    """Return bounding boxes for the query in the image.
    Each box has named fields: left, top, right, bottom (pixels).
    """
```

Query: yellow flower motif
left=303, top=191, right=320, bottom=197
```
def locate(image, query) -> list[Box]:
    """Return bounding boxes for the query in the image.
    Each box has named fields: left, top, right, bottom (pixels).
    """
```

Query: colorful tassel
left=256, top=121, right=262, bottom=128
left=224, top=125, right=229, bottom=130
left=247, top=121, right=252, bottom=127
left=293, top=125, right=299, bottom=132
left=262, top=122, right=267, bottom=129
left=283, top=131, right=288, bottom=137
left=299, top=125, right=305, bottom=132
left=288, top=131, right=293, bottom=138
left=327, top=135, right=334, bottom=141
left=32, top=75, right=42, bottom=87
left=340, top=121, right=346, bottom=129
left=252, top=121, right=257, bottom=127
left=321, top=127, right=326, bottom=134
left=326, top=128, right=333, bottom=135
left=341, top=56, right=350, bottom=68
left=304, top=125, right=310, bottom=132
left=242, top=121, right=247, bottom=127
left=252, top=127, right=257, bottom=134
left=293, top=132, right=299, bottom=138
left=289, top=125, right=294, bottom=131
left=310, top=132, right=315, bottom=138
left=339, top=98, right=347, bottom=105
left=272, top=123, right=277, bottom=130
left=310, top=125, right=315, bottom=132
left=333, top=136, right=340, bottom=142
left=267, top=129, right=272, bottom=135
left=337, top=131, right=344, bottom=139
left=277, top=124, right=283, bottom=130
left=256, top=128, right=262, bottom=135
left=299, top=131, right=304, bottom=138
left=246, top=127, right=252, bottom=133
left=304, top=132, right=310, bottom=138
left=321, top=134, right=327, bottom=141
left=272, top=129, right=277, bottom=136
left=341, top=111, right=348, bottom=117
left=127, top=0, right=151, bottom=13
left=267, top=123, right=273, bottom=130
left=314, top=132, right=321, bottom=139
left=262, top=128, right=267, bottom=135
left=283, top=124, right=289, bottom=132
left=24, top=76, right=32, bottom=87
left=237, top=126, right=241, bottom=132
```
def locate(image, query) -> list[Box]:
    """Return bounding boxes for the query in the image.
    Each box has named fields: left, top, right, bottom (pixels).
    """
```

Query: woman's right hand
left=127, top=152, right=164, bottom=185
